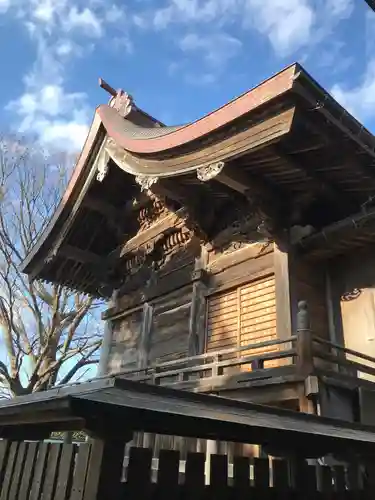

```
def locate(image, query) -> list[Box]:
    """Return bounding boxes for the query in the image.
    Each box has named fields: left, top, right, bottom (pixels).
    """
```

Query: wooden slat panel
left=239, top=276, right=278, bottom=368
left=206, top=289, right=239, bottom=353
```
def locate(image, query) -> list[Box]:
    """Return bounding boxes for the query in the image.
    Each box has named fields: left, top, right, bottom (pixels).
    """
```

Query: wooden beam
left=215, top=163, right=278, bottom=198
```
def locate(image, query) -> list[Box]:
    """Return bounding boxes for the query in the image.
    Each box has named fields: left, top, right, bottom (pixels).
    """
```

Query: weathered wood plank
left=42, top=443, right=62, bottom=500
left=84, top=440, right=125, bottom=500
left=18, top=442, right=39, bottom=500
left=29, top=443, right=50, bottom=500
left=70, top=444, right=91, bottom=500
left=0, top=442, right=19, bottom=500
left=9, top=441, right=27, bottom=500
left=54, top=444, right=76, bottom=500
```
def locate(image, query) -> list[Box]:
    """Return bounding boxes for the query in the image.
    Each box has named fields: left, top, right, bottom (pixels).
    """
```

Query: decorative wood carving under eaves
left=102, top=136, right=232, bottom=188
left=197, top=161, right=225, bottom=182
left=116, top=225, right=195, bottom=295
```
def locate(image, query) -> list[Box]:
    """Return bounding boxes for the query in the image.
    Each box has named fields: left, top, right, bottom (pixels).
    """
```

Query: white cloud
left=331, top=59, right=375, bottom=122
left=147, top=0, right=354, bottom=57
left=64, top=6, right=103, bottom=37
left=180, top=33, right=242, bottom=66
left=5, top=0, right=132, bottom=153
left=0, top=0, right=10, bottom=14
left=8, top=84, right=90, bottom=152
left=244, top=0, right=315, bottom=57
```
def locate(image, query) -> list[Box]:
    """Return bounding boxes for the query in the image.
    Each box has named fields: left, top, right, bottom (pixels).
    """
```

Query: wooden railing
left=111, top=336, right=297, bottom=387
left=99, top=300, right=375, bottom=391
left=312, top=335, right=375, bottom=380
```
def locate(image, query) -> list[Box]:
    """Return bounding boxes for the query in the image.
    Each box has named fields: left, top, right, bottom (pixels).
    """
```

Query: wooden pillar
left=189, top=247, right=208, bottom=355
left=296, top=301, right=316, bottom=414
left=274, top=243, right=293, bottom=341
left=83, top=439, right=126, bottom=500
left=98, top=290, right=118, bottom=376
left=138, top=303, right=153, bottom=369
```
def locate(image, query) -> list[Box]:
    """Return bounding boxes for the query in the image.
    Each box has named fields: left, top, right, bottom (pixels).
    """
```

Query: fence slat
left=54, top=444, right=76, bottom=500
left=347, top=463, right=360, bottom=491
left=185, top=452, right=205, bottom=499
left=83, top=439, right=125, bottom=500
left=332, top=465, right=346, bottom=493
left=30, top=443, right=50, bottom=500
left=157, top=450, right=179, bottom=498
left=126, top=447, right=152, bottom=500
left=233, top=456, right=250, bottom=490
left=272, top=459, right=289, bottom=490
left=1, top=442, right=20, bottom=500
left=318, top=465, right=332, bottom=493
left=0, top=440, right=10, bottom=494
left=19, top=442, right=39, bottom=500
left=70, top=444, right=91, bottom=500
left=42, top=443, right=62, bottom=500
left=253, top=458, right=269, bottom=488
left=9, top=442, right=27, bottom=500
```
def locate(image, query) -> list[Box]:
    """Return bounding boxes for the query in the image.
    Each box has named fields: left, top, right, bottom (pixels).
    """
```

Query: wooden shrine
left=20, top=63, right=375, bottom=426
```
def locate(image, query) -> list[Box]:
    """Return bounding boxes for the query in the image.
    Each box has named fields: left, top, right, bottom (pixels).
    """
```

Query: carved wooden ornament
left=197, top=161, right=225, bottom=182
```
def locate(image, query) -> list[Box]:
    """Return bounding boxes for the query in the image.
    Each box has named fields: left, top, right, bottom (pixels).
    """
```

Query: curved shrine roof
left=20, top=63, right=375, bottom=296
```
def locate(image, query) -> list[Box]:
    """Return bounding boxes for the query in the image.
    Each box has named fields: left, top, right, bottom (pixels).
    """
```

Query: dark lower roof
left=298, top=207, right=375, bottom=259
left=2, top=377, right=375, bottom=458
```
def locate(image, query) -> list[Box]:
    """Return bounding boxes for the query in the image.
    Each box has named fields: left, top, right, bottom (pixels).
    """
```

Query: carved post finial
left=297, top=300, right=310, bottom=332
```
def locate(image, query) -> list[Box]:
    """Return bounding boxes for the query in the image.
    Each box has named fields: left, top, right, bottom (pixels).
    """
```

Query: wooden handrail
left=109, top=336, right=297, bottom=379
left=146, top=349, right=296, bottom=382
left=313, top=335, right=375, bottom=365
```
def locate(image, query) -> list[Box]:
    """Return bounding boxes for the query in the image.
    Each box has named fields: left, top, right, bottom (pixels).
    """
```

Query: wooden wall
left=107, top=309, right=143, bottom=373
left=148, top=286, right=192, bottom=364
left=292, top=256, right=329, bottom=340
left=105, top=241, right=280, bottom=374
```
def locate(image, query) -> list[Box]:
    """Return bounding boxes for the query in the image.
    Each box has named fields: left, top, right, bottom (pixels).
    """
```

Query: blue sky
left=0, top=1, right=374, bottom=153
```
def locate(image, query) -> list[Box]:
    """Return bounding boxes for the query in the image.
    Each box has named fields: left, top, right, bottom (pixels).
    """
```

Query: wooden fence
left=1, top=439, right=375, bottom=500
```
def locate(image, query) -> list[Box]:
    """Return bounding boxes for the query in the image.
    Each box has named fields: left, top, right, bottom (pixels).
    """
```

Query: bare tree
left=0, top=137, right=102, bottom=397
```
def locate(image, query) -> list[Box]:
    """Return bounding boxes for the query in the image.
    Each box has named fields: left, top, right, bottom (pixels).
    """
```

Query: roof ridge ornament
left=99, top=77, right=134, bottom=118
left=197, top=161, right=225, bottom=182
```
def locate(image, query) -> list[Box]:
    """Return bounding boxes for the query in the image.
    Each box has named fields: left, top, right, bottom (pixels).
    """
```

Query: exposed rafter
left=273, top=145, right=358, bottom=210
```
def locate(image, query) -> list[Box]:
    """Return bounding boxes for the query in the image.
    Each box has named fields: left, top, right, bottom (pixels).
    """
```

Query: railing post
left=296, top=300, right=314, bottom=377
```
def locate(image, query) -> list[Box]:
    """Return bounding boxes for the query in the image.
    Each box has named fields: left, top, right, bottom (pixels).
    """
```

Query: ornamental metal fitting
left=135, top=174, right=159, bottom=191
left=197, top=161, right=225, bottom=182
left=96, top=149, right=110, bottom=182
